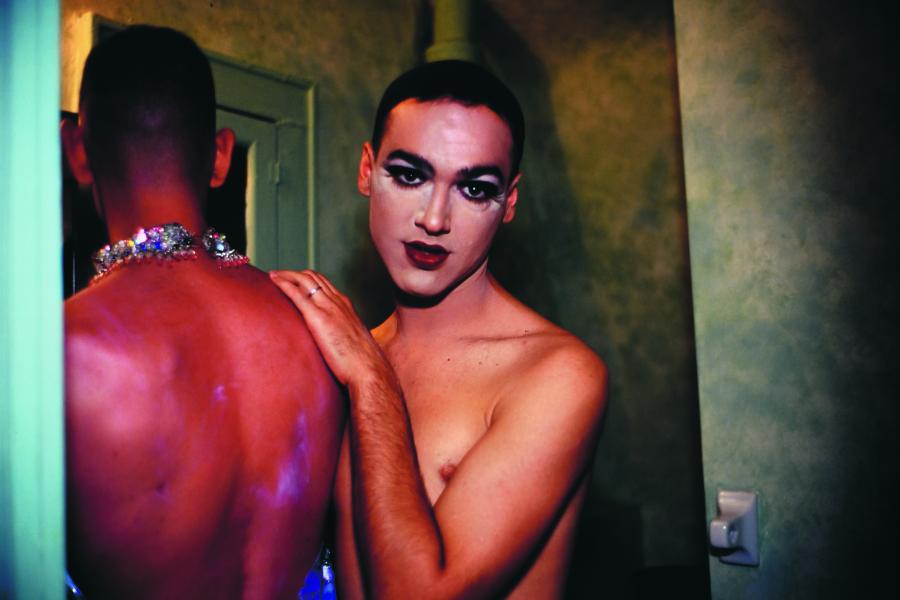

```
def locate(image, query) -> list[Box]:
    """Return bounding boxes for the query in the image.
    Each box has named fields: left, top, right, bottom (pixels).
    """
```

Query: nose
left=415, top=185, right=451, bottom=235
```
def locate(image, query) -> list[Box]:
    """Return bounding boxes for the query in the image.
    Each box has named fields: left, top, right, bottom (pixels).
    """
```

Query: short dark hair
left=79, top=25, right=216, bottom=190
left=371, top=60, right=525, bottom=177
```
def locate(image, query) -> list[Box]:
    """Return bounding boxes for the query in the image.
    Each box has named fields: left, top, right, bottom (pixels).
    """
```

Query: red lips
left=404, top=241, right=449, bottom=269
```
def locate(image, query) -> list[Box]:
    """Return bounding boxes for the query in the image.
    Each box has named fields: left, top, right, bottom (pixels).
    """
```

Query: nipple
left=439, top=462, right=457, bottom=483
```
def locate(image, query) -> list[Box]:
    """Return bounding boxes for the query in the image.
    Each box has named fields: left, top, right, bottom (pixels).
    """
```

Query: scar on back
left=439, top=462, right=457, bottom=483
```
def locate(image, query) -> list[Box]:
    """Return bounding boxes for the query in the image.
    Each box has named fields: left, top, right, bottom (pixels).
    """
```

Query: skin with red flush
left=62, top=27, right=343, bottom=600
left=272, top=98, right=607, bottom=599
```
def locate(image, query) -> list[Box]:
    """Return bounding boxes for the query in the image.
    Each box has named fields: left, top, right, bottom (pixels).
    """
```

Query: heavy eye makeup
left=457, top=179, right=502, bottom=204
left=455, top=165, right=506, bottom=208
left=381, top=150, right=505, bottom=208
left=385, top=163, right=427, bottom=187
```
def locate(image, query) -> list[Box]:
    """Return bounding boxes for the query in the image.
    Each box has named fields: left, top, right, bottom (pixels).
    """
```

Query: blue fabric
left=66, top=570, right=85, bottom=599
left=298, top=546, right=337, bottom=600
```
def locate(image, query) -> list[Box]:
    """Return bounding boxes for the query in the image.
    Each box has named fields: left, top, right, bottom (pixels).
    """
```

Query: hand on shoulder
left=270, top=269, right=397, bottom=391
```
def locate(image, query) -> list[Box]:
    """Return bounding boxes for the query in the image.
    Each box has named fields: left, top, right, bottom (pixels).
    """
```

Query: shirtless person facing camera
left=62, top=26, right=343, bottom=599
left=272, top=61, right=608, bottom=599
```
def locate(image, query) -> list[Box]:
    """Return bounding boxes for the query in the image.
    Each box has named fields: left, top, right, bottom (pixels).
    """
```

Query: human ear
left=357, top=142, right=375, bottom=197
left=61, top=118, right=93, bottom=185
left=502, top=173, right=521, bottom=224
left=209, top=128, right=236, bottom=188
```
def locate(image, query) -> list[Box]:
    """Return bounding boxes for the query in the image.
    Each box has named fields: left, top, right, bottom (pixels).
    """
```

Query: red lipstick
left=404, top=241, right=449, bottom=269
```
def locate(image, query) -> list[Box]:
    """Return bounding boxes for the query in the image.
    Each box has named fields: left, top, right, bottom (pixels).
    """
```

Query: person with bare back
left=272, top=60, right=608, bottom=599
left=62, top=25, right=343, bottom=599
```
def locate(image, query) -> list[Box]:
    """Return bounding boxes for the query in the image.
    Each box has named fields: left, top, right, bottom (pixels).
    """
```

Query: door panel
left=215, top=109, right=278, bottom=271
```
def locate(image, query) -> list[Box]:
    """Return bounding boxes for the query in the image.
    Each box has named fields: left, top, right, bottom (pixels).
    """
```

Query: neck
left=392, top=262, right=500, bottom=341
left=97, top=181, right=206, bottom=242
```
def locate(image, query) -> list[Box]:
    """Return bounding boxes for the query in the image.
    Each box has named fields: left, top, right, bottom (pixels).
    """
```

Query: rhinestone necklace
left=91, top=222, right=249, bottom=285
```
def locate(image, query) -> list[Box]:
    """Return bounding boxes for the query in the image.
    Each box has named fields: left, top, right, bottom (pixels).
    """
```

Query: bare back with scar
left=62, top=24, right=344, bottom=599
left=66, top=257, right=343, bottom=599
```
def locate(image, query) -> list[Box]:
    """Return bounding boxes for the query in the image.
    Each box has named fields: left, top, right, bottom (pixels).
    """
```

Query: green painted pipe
left=426, top=0, right=481, bottom=63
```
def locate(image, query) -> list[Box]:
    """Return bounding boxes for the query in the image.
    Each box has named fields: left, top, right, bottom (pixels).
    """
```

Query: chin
left=391, top=269, right=456, bottom=301
left=395, top=277, right=447, bottom=299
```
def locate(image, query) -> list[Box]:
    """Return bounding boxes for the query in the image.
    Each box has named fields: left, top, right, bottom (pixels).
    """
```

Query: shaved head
left=79, top=25, right=217, bottom=192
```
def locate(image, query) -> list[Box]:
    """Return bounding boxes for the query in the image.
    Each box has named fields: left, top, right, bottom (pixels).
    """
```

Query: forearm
left=347, top=372, right=446, bottom=598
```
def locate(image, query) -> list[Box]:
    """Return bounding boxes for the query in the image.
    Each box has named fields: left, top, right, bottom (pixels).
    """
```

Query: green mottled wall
left=478, top=2, right=706, bottom=597
left=675, top=1, right=899, bottom=597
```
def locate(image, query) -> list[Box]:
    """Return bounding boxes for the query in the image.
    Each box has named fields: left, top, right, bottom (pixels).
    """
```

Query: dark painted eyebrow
left=457, top=165, right=506, bottom=188
left=385, top=150, right=507, bottom=188
left=384, top=150, right=434, bottom=177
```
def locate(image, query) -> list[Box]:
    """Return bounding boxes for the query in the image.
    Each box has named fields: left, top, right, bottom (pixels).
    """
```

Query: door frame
left=1, top=1, right=65, bottom=597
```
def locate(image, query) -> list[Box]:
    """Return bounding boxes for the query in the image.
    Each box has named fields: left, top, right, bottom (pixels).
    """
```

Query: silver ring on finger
left=307, top=285, right=322, bottom=298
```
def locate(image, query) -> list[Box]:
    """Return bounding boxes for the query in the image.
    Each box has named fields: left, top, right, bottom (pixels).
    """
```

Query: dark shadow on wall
left=475, top=2, right=708, bottom=599
left=473, top=4, right=631, bottom=599
left=661, top=3, right=709, bottom=599
left=476, top=10, right=578, bottom=323
left=786, top=1, right=900, bottom=587
left=346, top=207, right=396, bottom=328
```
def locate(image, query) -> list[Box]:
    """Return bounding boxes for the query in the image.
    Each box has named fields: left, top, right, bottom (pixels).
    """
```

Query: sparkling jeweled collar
left=91, top=222, right=248, bottom=285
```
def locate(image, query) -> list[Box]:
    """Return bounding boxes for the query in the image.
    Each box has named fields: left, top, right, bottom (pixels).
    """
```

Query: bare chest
left=389, top=347, right=517, bottom=504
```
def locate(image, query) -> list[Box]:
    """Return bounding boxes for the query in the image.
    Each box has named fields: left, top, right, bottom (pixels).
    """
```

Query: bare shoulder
left=514, top=325, right=606, bottom=407
left=65, top=283, right=162, bottom=387
left=65, top=286, right=168, bottom=445
left=489, top=304, right=608, bottom=428
left=206, top=264, right=320, bottom=342
left=538, top=330, right=605, bottom=384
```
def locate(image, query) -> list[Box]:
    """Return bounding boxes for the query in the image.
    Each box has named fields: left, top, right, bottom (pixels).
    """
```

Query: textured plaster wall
left=675, top=1, right=899, bottom=597
left=478, top=2, right=706, bottom=596
left=61, top=0, right=421, bottom=293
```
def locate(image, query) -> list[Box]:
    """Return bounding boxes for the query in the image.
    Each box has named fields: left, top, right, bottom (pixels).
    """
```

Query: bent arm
left=350, top=351, right=605, bottom=599
left=271, top=270, right=607, bottom=599
left=345, top=367, right=446, bottom=597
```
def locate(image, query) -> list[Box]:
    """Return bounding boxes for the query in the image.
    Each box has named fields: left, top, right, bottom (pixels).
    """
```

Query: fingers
left=270, top=272, right=314, bottom=310
left=271, top=269, right=316, bottom=295
left=304, top=272, right=354, bottom=311
left=313, top=272, right=340, bottom=296
left=271, top=270, right=351, bottom=320
left=271, top=269, right=345, bottom=304
left=268, top=269, right=307, bottom=286
left=269, top=269, right=376, bottom=385
left=303, top=272, right=331, bottom=299
left=296, top=270, right=339, bottom=297
left=270, top=274, right=314, bottom=313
